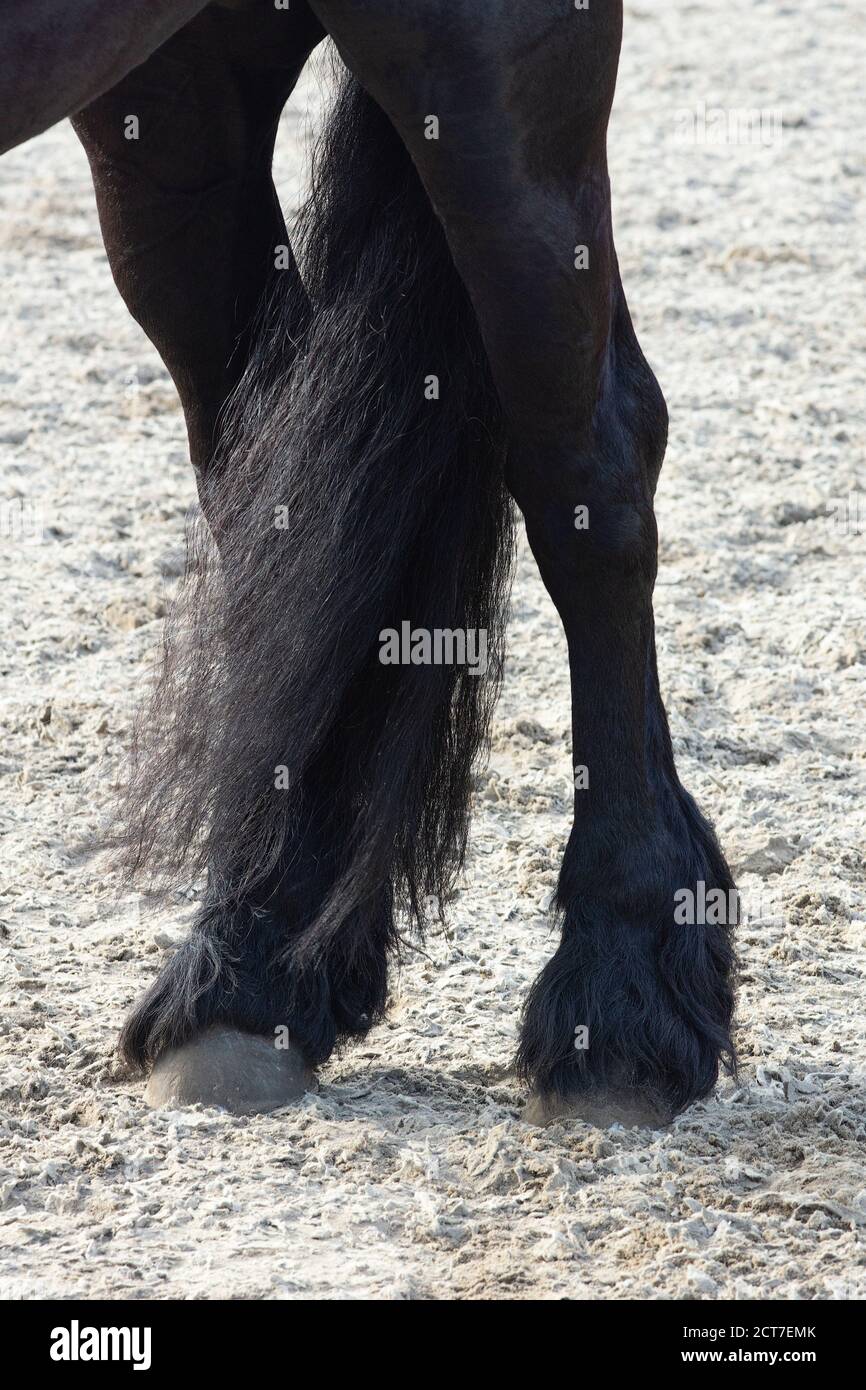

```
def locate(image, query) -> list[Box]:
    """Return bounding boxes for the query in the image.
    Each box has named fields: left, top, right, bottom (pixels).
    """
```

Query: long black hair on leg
left=116, top=60, right=515, bottom=1069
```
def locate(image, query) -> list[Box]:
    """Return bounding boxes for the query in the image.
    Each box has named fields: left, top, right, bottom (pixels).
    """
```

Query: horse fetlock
left=518, top=809, right=737, bottom=1122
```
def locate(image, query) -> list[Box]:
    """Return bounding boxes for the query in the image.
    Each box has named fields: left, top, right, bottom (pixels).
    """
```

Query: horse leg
left=115, top=63, right=513, bottom=1108
left=72, top=4, right=330, bottom=1111
left=71, top=2, right=324, bottom=500
left=311, top=0, right=736, bottom=1123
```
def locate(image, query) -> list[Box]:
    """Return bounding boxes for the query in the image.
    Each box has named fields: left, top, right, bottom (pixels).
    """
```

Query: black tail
left=116, top=65, right=514, bottom=1066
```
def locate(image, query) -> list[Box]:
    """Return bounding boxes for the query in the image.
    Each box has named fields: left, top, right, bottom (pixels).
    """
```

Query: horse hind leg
left=312, top=0, right=736, bottom=1123
left=71, top=3, right=324, bottom=501
left=73, top=4, right=329, bottom=1112
left=95, top=20, right=513, bottom=1111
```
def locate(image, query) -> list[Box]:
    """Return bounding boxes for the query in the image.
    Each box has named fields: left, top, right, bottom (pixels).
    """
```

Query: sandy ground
left=1, top=0, right=865, bottom=1301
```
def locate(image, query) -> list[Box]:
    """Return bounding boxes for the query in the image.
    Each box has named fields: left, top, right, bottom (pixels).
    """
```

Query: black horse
left=2, top=0, right=736, bottom=1124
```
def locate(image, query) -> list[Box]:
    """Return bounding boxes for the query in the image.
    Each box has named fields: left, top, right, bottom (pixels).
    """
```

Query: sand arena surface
left=1, top=0, right=864, bottom=1299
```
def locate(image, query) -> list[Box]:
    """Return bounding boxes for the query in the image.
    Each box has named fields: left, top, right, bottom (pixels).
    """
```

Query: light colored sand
left=1, top=0, right=864, bottom=1300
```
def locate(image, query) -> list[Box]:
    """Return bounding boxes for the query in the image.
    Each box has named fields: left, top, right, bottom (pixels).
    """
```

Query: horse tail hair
left=115, top=61, right=514, bottom=1065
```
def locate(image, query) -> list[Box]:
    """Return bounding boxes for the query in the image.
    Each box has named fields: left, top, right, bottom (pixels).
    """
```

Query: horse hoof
left=145, top=1026, right=315, bottom=1115
left=523, top=1090, right=666, bottom=1130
